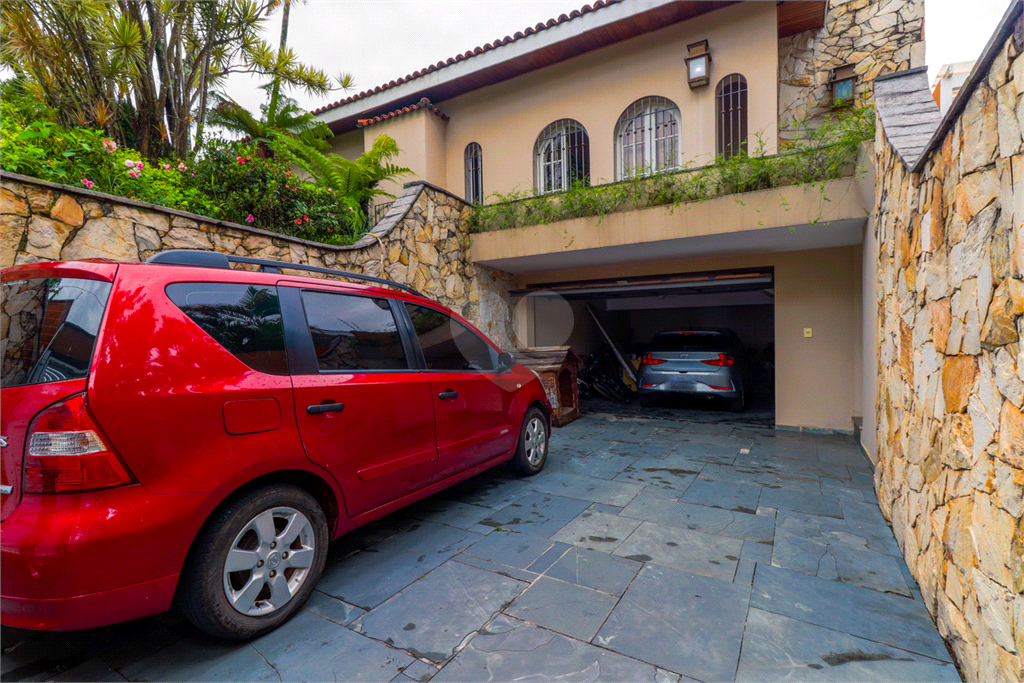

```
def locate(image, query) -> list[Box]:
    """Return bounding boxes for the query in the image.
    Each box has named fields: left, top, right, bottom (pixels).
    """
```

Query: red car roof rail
left=145, top=249, right=424, bottom=297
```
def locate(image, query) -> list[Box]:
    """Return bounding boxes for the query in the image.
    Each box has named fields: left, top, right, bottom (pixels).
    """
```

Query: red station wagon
left=0, top=250, right=551, bottom=639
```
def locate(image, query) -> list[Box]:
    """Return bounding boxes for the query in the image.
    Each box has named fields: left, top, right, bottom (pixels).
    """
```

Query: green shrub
left=183, top=140, right=363, bottom=244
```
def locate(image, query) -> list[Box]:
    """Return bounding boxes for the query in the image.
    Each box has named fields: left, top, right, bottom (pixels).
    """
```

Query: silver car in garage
left=637, top=329, right=748, bottom=412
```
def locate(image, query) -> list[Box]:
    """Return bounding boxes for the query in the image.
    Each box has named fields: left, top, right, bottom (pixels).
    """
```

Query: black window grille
left=464, top=142, right=483, bottom=204
left=716, top=74, right=748, bottom=160
left=615, top=97, right=681, bottom=179
left=533, top=119, right=590, bottom=194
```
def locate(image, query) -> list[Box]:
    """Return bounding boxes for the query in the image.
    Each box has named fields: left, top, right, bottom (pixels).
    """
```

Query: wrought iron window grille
left=464, top=142, right=483, bottom=204
left=614, top=96, right=682, bottom=180
left=533, top=119, right=590, bottom=195
left=716, top=74, right=748, bottom=160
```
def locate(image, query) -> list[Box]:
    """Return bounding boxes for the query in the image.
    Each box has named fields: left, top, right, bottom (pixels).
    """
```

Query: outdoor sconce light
left=686, top=40, right=711, bottom=88
left=830, top=64, right=857, bottom=107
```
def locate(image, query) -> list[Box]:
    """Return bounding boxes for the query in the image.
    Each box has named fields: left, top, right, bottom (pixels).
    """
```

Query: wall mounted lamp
left=686, top=40, right=711, bottom=89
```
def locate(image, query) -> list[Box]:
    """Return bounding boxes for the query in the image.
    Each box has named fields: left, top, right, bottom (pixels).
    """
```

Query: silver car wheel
left=524, top=416, right=547, bottom=466
left=223, top=506, right=315, bottom=617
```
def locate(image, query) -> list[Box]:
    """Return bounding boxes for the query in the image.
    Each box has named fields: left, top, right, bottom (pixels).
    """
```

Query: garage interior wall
left=516, top=245, right=864, bottom=433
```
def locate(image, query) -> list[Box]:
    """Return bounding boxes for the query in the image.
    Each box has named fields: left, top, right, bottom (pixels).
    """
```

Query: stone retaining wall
left=873, top=26, right=1024, bottom=683
left=0, top=173, right=517, bottom=347
left=779, top=0, right=925, bottom=143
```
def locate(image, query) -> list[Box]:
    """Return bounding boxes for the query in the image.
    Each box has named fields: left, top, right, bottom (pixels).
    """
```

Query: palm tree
left=0, top=0, right=333, bottom=159
left=206, top=84, right=331, bottom=160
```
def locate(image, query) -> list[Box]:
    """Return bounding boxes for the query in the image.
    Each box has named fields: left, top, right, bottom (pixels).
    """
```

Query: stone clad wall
left=0, top=173, right=517, bottom=347
left=873, top=29, right=1024, bottom=683
left=778, top=0, right=925, bottom=143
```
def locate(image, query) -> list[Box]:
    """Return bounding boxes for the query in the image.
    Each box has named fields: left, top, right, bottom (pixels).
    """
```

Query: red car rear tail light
left=641, top=354, right=667, bottom=365
left=24, top=394, right=134, bottom=493
left=702, top=353, right=735, bottom=367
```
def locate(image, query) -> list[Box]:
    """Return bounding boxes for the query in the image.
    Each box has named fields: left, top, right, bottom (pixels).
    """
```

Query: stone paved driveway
left=2, top=408, right=962, bottom=682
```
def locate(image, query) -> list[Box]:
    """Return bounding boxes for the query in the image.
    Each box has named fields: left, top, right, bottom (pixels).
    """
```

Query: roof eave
left=315, top=0, right=740, bottom=132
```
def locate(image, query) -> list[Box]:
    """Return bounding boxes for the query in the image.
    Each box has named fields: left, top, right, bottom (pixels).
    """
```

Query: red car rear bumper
left=1, top=574, right=179, bottom=631
left=1, top=484, right=212, bottom=631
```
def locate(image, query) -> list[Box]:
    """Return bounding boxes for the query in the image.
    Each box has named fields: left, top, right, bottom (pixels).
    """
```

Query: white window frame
left=533, top=119, right=589, bottom=195
left=615, top=97, right=681, bottom=180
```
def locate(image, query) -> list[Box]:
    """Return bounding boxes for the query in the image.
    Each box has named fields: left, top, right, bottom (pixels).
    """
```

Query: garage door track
left=1, top=412, right=960, bottom=682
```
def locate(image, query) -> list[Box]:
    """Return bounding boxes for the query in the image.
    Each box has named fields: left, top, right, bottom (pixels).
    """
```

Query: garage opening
left=518, top=268, right=775, bottom=423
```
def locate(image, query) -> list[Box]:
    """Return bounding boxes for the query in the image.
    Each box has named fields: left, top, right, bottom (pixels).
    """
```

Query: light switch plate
left=804, top=328, right=813, bottom=338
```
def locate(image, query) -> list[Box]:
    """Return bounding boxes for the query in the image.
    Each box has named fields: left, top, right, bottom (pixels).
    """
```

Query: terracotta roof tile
left=356, top=98, right=450, bottom=128
left=312, top=0, right=624, bottom=115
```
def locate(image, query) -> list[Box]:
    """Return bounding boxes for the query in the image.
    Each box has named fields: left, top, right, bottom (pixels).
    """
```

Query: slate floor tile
left=750, top=564, right=952, bottom=662
left=595, top=440, right=678, bottom=460
left=120, top=638, right=278, bottom=682
left=524, top=472, right=644, bottom=506
left=836, top=499, right=904, bottom=556
left=612, top=456, right=702, bottom=490
left=820, top=543, right=912, bottom=596
left=505, top=576, right=618, bottom=641
left=612, top=522, right=742, bottom=582
left=759, top=488, right=843, bottom=519
left=354, top=561, right=524, bottom=664
left=546, top=453, right=638, bottom=480
left=303, top=590, right=366, bottom=625
left=733, top=557, right=756, bottom=585
left=432, top=616, right=666, bottom=682
left=819, top=476, right=865, bottom=501
left=407, top=499, right=493, bottom=530
left=252, top=609, right=413, bottom=681
left=619, top=496, right=775, bottom=542
left=463, top=529, right=565, bottom=569
left=735, top=608, right=960, bottom=682
left=544, top=545, right=642, bottom=596
left=401, top=658, right=440, bottom=683
left=452, top=553, right=539, bottom=583
left=439, top=475, right=529, bottom=510
left=318, top=522, right=483, bottom=609
left=673, top=444, right=742, bottom=465
left=48, top=658, right=127, bottom=682
left=550, top=510, right=643, bottom=551
left=478, top=491, right=590, bottom=537
left=680, top=478, right=762, bottom=513
left=595, top=564, right=750, bottom=682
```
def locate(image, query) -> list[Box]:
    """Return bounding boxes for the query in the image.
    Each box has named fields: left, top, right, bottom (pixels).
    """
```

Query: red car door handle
left=307, top=402, right=345, bottom=414
left=438, top=390, right=459, bottom=400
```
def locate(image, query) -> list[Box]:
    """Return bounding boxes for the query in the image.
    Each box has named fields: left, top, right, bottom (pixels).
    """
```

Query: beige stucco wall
left=514, top=244, right=864, bottom=433
left=470, top=177, right=868, bottom=263
left=327, top=129, right=365, bottom=162
left=436, top=1, right=778, bottom=201
left=363, top=111, right=449, bottom=202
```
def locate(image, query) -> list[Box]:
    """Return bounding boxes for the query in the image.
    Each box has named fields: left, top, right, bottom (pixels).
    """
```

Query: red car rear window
left=1, top=278, right=112, bottom=388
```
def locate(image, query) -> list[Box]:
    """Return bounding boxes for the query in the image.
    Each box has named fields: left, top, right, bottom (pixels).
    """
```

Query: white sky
left=223, top=0, right=1017, bottom=115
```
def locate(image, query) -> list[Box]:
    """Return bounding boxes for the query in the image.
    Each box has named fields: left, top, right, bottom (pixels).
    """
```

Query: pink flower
left=80, top=179, right=95, bottom=189
left=136, top=161, right=145, bottom=169
left=246, top=214, right=255, bottom=223
left=191, top=172, right=195, bottom=177
left=124, top=159, right=135, bottom=168
left=127, top=169, right=140, bottom=179
left=237, top=157, right=245, bottom=164
left=163, top=164, right=171, bottom=170
left=178, top=162, right=186, bottom=171
left=295, top=219, right=302, bottom=225
left=303, top=215, right=309, bottom=222
left=102, top=139, right=117, bottom=153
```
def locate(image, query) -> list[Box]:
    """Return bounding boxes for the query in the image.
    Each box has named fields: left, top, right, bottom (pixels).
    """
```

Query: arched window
left=716, top=74, right=748, bottom=160
left=464, top=142, right=483, bottom=204
left=615, top=97, right=681, bottom=179
left=534, top=119, right=590, bottom=194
